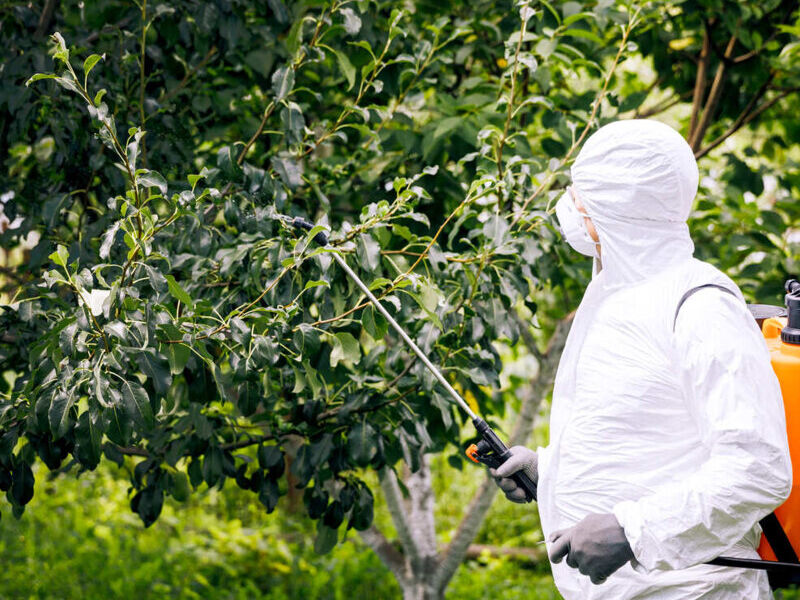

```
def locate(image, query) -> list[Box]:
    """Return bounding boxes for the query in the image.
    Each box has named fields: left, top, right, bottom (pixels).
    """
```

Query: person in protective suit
left=492, top=119, right=792, bottom=598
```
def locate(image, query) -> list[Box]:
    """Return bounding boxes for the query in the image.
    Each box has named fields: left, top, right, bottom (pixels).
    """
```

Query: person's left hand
left=548, top=513, right=634, bottom=585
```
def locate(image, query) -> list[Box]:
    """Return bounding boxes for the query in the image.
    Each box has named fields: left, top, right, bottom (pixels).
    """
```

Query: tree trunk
left=360, top=314, right=575, bottom=600
left=399, top=579, right=441, bottom=600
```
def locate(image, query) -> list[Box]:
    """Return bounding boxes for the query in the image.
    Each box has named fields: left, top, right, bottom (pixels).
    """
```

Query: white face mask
left=555, top=190, right=600, bottom=258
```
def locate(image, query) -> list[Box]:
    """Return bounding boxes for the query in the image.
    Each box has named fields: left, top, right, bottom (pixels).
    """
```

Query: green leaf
left=54, top=75, right=81, bottom=94
left=482, top=214, right=510, bottom=245
left=203, top=446, right=224, bottom=486
left=164, top=341, right=190, bottom=375
left=50, top=32, right=70, bottom=63
left=144, top=263, right=167, bottom=292
left=433, top=116, right=462, bottom=140
left=291, top=364, right=306, bottom=393
left=59, top=320, right=78, bottom=355
left=0, top=432, right=19, bottom=467
left=280, top=101, right=305, bottom=144
left=48, top=390, right=76, bottom=439
left=271, top=155, right=303, bottom=188
left=243, top=48, right=276, bottom=77
left=100, top=221, right=121, bottom=259
left=329, top=332, right=360, bottom=368
left=82, top=53, right=104, bottom=83
left=563, top=11, right=595, bottom=26
left=349, top=484, right=374, bottom=531
left=271, top=66, right=294, bottom=101
left=361, top=305, right=388, bottom=340
left=348, top=40, right=376, bottom=62
left=258, top=445, right=284, bottom=470
left=10, top=462, right=34, bottom=506
left=74, top=410, right=103, bottom=470
left=314, top=521, right=339, bottom=554
left=258, top=477, right=281, bottom=513
left=120, top=379, right=154, bottom=430
left=138, top=170, right=168, bottom=195
left=323, top=500, right=345, bottom=529
left=187, top=172, right=205, bottom=191
left=340, top=7, right=362, bottom=35
left=135, top=351, right=172, bottom=395
left=415, top=281, right=441, bottom=313
left=216, top=146, right=243, bottom=181
left=25, top=73, right=57, bottom=87
left=50, top=245, right=69, bottom=269
left=356, top=234, right=380, bottom=271
left=165, top=275, right=193, bottom=308
left=170, top=471, right=190, bottom=502
left=347, top=421, right=375, bottom=466
left=212, top=363, right=228, bottom=401
left=333, top=49, right=356, bottom=90
left=131, top=484, right=164, bottom=527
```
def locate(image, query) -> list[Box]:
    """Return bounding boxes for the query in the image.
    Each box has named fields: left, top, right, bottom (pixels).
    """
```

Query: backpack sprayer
left=284, top=215, right=800, bottom=579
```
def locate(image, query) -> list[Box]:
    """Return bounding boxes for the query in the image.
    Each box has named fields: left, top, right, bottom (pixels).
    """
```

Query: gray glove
left=488, top=445, right=538, bottom=504
left=548, top=513, right=634, bottom=584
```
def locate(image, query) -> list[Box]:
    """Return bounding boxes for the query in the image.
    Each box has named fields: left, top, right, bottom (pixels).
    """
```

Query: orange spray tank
left=758, top=280, right=800, bottom=563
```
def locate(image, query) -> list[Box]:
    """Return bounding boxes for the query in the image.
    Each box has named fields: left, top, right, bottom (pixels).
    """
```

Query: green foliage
left=0, top=445, right=566, bottom=599
left=0, top=463, right=401, bottom=599
left=1, top=0, right=798, bottom=572
left=1, top=0, right=643, bottom=535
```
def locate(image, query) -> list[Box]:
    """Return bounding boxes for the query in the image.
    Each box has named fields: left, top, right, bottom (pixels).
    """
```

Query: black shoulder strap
left=760, top=512, right=799, bottom=563
left=672, top=283, right=738, bottom=332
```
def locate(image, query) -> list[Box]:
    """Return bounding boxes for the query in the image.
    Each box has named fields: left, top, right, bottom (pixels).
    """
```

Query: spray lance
left=285, top=216, right=537, bottom=503
left=283, top=216, right=800, bottom=577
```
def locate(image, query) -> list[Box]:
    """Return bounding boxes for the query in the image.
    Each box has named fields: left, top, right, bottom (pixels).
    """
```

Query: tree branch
left=689, top=33, right=737, bottom=151
left=379, top=466, right=422, bottom=568
left=159, top=46, right=218, bottom=105
left=695, top=85, right=798, bottom=159
left=635, top=89, right=692, bottom=119
left=688, top=24, right=711, bottom=141
left=464, top=543, right=546, bottom=564
left=358, top=525, right=407, bottom=582
left=696, top=71, right=773, bottom=152
left=688, top=22, right=711, bottom=140
left=403, top=455, right=438, bottom=576
left=34, top=0, right=58, bottom=38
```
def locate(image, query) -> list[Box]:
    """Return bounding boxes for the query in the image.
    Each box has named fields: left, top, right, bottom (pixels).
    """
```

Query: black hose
left=709, top=556, right=800, bottom=574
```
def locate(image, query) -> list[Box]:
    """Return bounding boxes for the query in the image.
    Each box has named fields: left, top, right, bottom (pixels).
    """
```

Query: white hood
left=570, top=119, right=699, bottom=289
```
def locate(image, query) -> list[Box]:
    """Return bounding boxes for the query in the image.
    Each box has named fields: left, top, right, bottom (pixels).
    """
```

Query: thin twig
left=159, top=46, right=218, bottom=105
left=497, top=9, right=529, bottom=186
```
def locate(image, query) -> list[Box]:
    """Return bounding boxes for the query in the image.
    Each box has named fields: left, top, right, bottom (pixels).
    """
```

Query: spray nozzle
left=276, top=214, right=329, bottom=246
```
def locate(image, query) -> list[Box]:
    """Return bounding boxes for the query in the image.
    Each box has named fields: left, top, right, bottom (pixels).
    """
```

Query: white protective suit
left=537, top=119, right=792, bottom=599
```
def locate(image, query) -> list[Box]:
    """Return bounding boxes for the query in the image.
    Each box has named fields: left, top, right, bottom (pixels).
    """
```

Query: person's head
left=557, top=119, right=699, bottom=287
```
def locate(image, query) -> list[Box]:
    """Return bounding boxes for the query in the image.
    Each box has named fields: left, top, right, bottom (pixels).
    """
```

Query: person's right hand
left=489, top=445, right=538, bottom=503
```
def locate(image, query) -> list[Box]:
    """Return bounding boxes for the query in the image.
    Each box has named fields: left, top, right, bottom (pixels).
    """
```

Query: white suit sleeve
left=612, top=291, right=792, bottom=572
